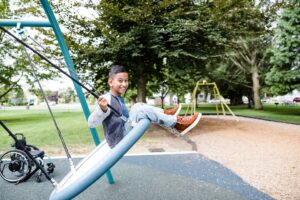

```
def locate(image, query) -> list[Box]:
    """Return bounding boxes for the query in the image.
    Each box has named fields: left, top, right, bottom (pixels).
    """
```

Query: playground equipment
left=0, top=1, right=150, bottom=199
left=186, top=80, right=238, bottom=121
left=50, top=119, right=150, bottom=200
left=0, top=0, right=115, bottom=186
left=0, top=27, right=151, bottom=199
left=0, top=121, right=55, bottom=184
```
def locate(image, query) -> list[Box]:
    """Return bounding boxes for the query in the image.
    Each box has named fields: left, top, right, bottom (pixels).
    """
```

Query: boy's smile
left=109, top=72, right=129, bottom=96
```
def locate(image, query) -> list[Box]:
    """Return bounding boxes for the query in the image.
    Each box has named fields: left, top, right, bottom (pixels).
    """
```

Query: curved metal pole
left=38, top=0, right=115, bottom=181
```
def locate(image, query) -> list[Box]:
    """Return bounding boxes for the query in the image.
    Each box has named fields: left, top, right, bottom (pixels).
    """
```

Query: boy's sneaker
left=175, top=113, right=202, bottom=136
left=164, top=104, right=182, bottom=116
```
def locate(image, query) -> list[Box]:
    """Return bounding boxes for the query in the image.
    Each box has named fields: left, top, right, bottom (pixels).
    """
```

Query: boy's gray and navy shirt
left=88, top=93, right=126, bottom=148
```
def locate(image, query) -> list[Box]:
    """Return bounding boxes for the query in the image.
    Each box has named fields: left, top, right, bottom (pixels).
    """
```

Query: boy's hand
left=98, top=96, right=108, bottom=112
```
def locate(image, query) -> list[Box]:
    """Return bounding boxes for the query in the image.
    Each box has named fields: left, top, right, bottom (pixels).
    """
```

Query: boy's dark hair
left=109, top=65, right=128, bottom=78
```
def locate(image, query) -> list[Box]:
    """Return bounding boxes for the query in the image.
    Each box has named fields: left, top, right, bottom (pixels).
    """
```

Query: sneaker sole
left=180, top=113, right=202, bottom=136
left=174, top=104, right=182, bottom=116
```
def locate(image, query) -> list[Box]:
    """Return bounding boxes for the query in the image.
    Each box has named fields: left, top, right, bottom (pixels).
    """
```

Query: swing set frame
left=0, top=0, right=114, bottom=183
left=186, top=80, right=238, bottom=121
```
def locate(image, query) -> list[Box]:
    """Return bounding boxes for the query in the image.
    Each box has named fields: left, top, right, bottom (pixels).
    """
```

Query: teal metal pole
left=0, top=19, right=51, bottom=27
left=39, top=0, right=114, bottom=184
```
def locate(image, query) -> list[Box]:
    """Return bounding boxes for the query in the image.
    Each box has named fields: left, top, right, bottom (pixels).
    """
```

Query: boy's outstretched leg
left=129, top=103, right=177, bottom=127
left=129, top=103, right=201, bottom=136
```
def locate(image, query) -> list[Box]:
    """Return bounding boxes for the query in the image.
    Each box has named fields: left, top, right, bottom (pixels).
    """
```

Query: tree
left=51, top=0, right=282, bottom=106
left=0, top=1, right=61, bottom=102
left=202, top=0, right=274, bottom=109
left=0, top=1, right=19, bottom=100
left=29, top=88, right=54, bottom=103
left=207, top=62, right=253, bottom=106
left=266, top=1, right=300, bottom=95
left=8, top=87, right=26, bottom=106
left=59, top=87, right=76, bottom=103
left=227, top=38, right=270, bottom=110
left=62, top=0, right=220, bottom=103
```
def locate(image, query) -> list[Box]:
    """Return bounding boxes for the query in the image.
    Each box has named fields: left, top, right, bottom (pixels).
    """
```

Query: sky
left=41, top=78, right=75, bottom=91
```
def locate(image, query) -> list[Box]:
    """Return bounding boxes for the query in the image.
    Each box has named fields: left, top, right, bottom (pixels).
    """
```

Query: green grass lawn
left=0, top=109, right=104, bottom=152
left=178, top=103, right=300, bottom=124
left=0, top=103, right=299, bottom=152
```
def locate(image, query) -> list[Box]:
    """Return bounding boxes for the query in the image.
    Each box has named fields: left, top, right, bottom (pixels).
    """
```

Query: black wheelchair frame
left=0, top=120, right=55, bottom=184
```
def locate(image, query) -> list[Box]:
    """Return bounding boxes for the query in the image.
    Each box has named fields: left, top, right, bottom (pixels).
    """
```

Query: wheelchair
left=0, top=121, right=55, bottom=184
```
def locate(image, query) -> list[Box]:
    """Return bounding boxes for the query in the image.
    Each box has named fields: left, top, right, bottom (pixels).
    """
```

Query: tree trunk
left=195, top=91, right=198, bottom=109
left=169, top=94, right=174, bottom=105
left=251, top=65, right=263, bottom=110
left=130, top=95, right=137, bottom=106
left=227, top=88, right=244, bottom=105
left=160, top=97, right=165, bottom=108
left=135, top=62, right=147, bottom=103
left=229, top=95, right=243, bottom=105
left=204, top=91, right=209, bottom=103
left=247, top=92, right=252, bottom=108
left=137, top=74, right=146, bottom=103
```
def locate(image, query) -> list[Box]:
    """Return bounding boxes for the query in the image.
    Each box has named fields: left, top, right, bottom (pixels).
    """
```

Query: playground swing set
left=0, top=1, right=151, bottom=200
left=185, top=80, right=238, bottom=121
left=157, top=79, right=237, bottom=141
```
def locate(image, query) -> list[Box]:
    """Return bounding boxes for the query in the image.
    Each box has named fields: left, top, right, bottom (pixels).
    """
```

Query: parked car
left=293, top=97, right=300, bottom=103
left=209, top=99, right=221, bottom=104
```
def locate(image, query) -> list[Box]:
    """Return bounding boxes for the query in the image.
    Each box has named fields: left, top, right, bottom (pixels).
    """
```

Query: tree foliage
left=1, top=0, right=297, bottom=106
left=0, top=0, right=65, bottom=102
left=63, top=0, right=230, bottom=102
left=197, top=0, right=271, bottom=107
left=266, top=1, right=300, bottom=95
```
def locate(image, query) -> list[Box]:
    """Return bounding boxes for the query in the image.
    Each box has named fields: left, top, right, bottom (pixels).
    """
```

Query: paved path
left=0, top=152, right=273, bottom=200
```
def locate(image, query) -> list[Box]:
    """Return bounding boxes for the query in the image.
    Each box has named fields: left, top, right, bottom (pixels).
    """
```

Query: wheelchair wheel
left=0, top=149, right=32, bottom=183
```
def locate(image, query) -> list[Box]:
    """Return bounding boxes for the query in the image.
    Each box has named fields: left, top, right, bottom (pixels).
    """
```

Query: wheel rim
left=0, top=150, right=31, bottom=183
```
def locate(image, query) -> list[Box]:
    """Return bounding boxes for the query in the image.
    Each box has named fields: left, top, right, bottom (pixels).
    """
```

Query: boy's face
left=108, top=72, right=129, bottom=96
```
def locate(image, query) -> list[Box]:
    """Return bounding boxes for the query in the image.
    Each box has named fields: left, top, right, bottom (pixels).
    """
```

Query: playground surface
left=131, top=116, right=300, bottom=200
left=1, top=116, right=299, bottom=200
left=0, top=152, right=273, bottom=200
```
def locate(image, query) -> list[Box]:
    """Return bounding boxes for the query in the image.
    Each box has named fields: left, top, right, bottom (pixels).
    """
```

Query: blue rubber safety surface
left=0, top=152, right=274, bottom=200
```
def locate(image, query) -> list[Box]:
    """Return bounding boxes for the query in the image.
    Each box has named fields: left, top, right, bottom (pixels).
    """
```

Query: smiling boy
left=88, top=65, right=201, bottom=148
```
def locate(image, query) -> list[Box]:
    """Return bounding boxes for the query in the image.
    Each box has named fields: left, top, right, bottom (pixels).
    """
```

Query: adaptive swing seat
left=49, top=119, right=150, bottom=200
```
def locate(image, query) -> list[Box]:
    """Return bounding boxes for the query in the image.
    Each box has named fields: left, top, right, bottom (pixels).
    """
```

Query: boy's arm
left=88, top=94, right=111, bottom=128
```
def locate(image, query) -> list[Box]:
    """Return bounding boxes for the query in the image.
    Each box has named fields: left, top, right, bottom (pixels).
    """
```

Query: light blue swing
left=50, top=119, right=150, bottom=200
